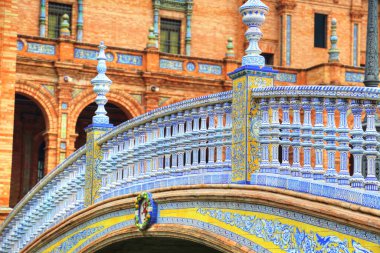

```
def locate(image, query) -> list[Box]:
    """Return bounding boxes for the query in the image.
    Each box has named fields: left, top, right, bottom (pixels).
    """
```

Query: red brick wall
left=0, top=0, right=18, bottom=208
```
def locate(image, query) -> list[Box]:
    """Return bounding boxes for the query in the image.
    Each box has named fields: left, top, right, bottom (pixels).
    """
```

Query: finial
left=59, top=13, right=70, bottom=38
left=146, top=27, right=158, bottom=49
left=328, top=18, right=340, bottom=63
left=240, top=0, right=269, bottom=67
left=90, top=41, right=112, bottom=125
left=226, top=37, right=235, bottom=57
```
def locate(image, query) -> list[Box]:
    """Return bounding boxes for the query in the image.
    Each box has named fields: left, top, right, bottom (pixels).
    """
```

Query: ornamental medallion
left=134, top=192, right=157, bottom=230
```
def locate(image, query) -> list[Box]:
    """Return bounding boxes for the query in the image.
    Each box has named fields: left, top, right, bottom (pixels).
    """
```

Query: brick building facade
left=0, top=0, right=373, bottom=221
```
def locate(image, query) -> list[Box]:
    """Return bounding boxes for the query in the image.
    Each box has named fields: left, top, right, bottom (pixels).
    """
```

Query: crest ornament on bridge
left=240, top=0, right=269, bottom=67
left=134, top=192, right=157, bottom=230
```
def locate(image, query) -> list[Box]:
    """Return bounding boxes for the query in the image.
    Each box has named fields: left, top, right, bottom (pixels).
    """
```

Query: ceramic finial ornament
left=240, top=0, right=269, bottom=67
left=91, top=41, right=112, bottom=125
left=226, top=37, right=235, bottom=57
left=328, top=18, right=340, bottom=63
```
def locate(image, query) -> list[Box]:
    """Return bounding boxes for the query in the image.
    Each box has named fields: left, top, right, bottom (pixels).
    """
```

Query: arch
left=15, top=83, right=58, bottom=132
left=22, top=186, right=380, bottom=253
left=81, top=225, right=244, bottom=253
left=69, top=88, right=144, bottom=123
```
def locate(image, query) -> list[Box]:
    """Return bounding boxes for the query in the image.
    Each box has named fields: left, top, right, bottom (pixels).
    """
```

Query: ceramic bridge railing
left=250, top=86, right=380, bottom=208
left=94, top=91, right=233, bottom=203
left=0, top=147, right=87, bottom=253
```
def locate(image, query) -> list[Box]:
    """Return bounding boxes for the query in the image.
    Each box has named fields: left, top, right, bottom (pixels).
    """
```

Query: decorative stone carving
left=364, top=0, right=379, bottom=87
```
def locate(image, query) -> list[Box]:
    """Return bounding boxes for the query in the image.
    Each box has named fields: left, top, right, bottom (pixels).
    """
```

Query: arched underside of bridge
left=21, top=185, right=380, bottom=253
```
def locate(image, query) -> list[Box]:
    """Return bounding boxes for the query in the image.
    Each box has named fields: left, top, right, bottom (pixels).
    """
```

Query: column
left=77, top=0, right=83, bottom=41
left=153, top=0, right=160, bottom=36
left=39, top=0, right=46, bottom=37
left=277, top=0, right=296, bottom=66
left=185, top=1, right=193, bottom=56
left=364, top=0, right=379, bottom=87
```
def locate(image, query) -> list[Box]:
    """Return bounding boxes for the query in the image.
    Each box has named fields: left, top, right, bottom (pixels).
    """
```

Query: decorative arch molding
left=69, top=88, right=144, bottom=124
left=22, top=186, right=380, bottom=253
left=15, top=82, right=58, bottom=132
left=81, top=225, right=239, bottom=253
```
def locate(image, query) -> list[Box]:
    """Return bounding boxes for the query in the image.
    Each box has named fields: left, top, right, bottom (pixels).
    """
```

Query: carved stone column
left=364, top=0, right=379, bottom=87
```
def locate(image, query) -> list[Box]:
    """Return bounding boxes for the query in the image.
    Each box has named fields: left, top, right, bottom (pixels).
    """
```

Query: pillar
left=39, top=0, right=46, bottom=37
left=185, top=1, right=193, bottom=56
left=277, top=0, right=296, bottom=66
left=364, top=0, right=379, bottom=87
left=228, top=0, right=277, bottom=184
left=77, top=0, right=83, bottom=41
left=85, top=42, right=113, bottom=207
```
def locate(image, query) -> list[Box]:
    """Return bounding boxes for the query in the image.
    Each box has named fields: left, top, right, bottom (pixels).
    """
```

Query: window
left=160, top=19, right=181, bottom=54
left=314, top=13, right=327, bottom=48
left=262, top=53, right=274, bottom=66
left=48, top=2, right=72, bottom=39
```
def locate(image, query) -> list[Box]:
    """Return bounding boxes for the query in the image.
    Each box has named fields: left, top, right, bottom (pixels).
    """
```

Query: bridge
left=1, top=1, right=380, bottom=252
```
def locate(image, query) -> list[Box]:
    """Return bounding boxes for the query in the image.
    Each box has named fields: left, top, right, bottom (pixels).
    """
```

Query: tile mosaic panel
left=27, top=42, right=55, bottom=55
left=275, top=72, right=297, bottom=83
left=117, top=53, right=143, bottom=66
left=345, top=72, right=364, bottom=83
left=198, top=63, right=222, bottom=75
left=159, top=59, right=183, bottom=70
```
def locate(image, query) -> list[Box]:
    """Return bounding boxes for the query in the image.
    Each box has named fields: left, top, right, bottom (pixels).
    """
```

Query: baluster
left=184, top=110, right=193, bottom=172
left=215, top=104, right=224, bottom=167
left=176, top=112, right=185, bottom=174
left=312, top=98, right=325, bottom=180
left=199, top=106, right=208, bottom=169
left=350, top=99, right=365, bottom=188
left=126, top=129, right=134, bottom=183
left=364, top=100, right=379, bottom=190
left=157, top=117, right=165, bottom=177
left=279, top=98, right=291, bottom=175
left=121, top=132, right=129, bottom=184
left=224, top=102, right=232, bottom=169
left=191, top=108, right=200, bottom=172
left=290, top=98, right=301, bottom=177
left=259, top=98, right=270, bottom=172
left=151, top=120, right=159, bottom=176
left=207, top=105, right=216, bottom=170
left=115, top=134, right=124, bottom=186
left=336, top=99, right=351, bottom=185
left=133, top=127, right=141, bottom=180
left=164, top=115, right=171, bottom=176
left=171, top=114, right=178, bottom=173
left=324, top=98, right=337, bottom=183
left=269, top=98, right=280, bottom=173
left=301, top=98, right=313, bottom=178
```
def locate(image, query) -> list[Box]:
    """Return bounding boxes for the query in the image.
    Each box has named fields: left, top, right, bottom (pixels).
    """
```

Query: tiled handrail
left=0, top=146, right=87, bottom=253
left=94, top=91, right=233, bottom=202
left=251, top=86, right=380, bottom=208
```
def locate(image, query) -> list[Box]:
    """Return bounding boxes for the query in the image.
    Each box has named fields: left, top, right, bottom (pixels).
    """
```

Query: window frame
left=160, top=18, right=182, bottom=55
left=47, top=1, right=74, bottom=39
left=314, top=13, right=328, bottom=48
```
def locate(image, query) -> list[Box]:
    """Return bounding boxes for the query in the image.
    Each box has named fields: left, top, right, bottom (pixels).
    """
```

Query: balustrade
left=94, top=93, right=233, bottom=201
left=252, top=86, right=380, bottom=200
